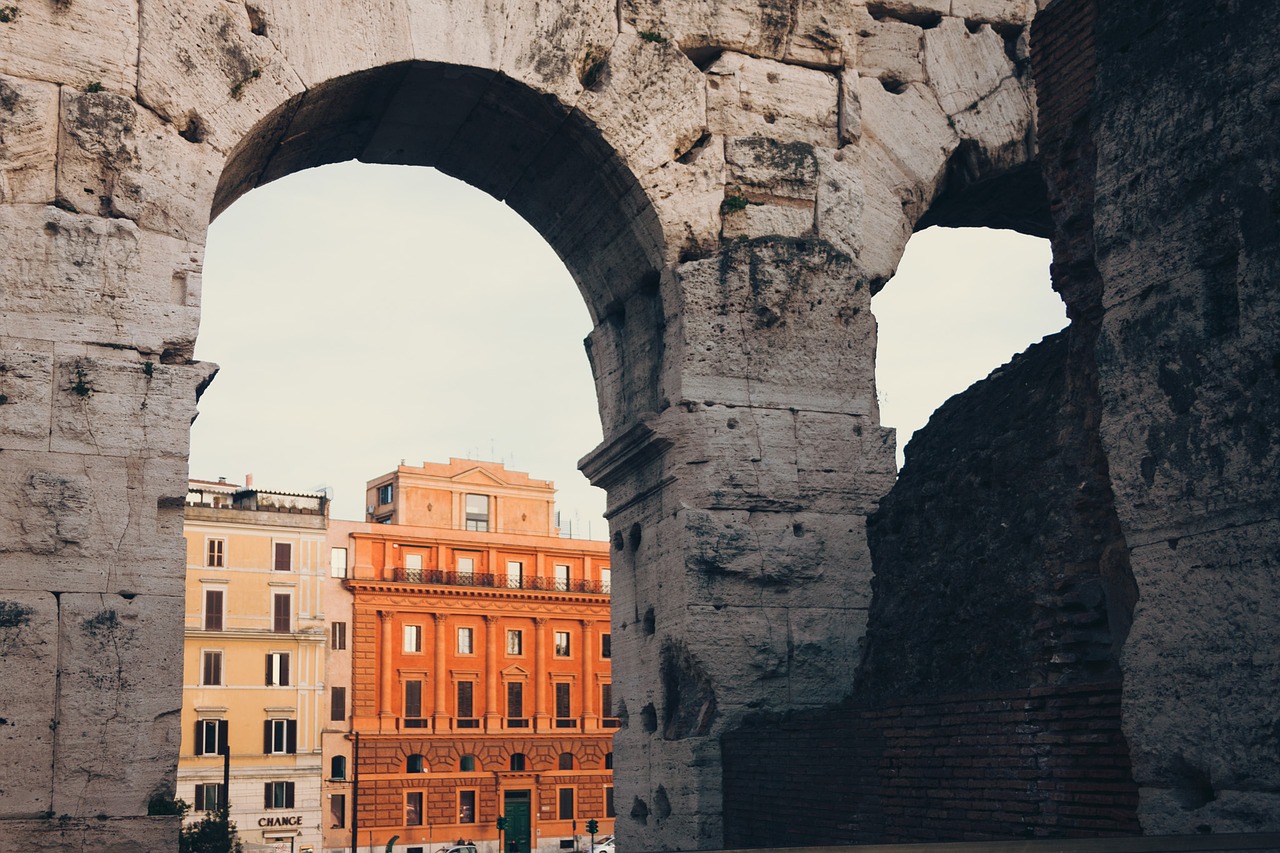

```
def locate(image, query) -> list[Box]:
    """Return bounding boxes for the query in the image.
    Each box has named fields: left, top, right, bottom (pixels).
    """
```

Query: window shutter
left=281, top=653, right=289, bottom=687
left=218, top=720, right=229, bottom=756
left=264, top=783, right=272, bottom=810
left=285, top=781, right=295, bottom=809
left=263, top=720, right=272, bottom=754
left=195, top=721, right=205, bottom=756
left=265, top=654, right=272, bottom=686
left=286, top=719, right=298, bottom=754
left=274, top=542, right=291, bottom=571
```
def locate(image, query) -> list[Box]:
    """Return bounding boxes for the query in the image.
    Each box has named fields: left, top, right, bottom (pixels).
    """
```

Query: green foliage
left=580, top=50, right=606, bottom=90
left=86, top=81, right=104, bottom=93
left=147, top=792, right=189, bottom=817
left=230, top=68, right=262, bottom=100
left=720, top=193, right=749, bottom=214
left=0, top=7, right=18, bottom=24
left=638, top=31, right=667, bottom=43
left=180, top=810, right=244, bottom=853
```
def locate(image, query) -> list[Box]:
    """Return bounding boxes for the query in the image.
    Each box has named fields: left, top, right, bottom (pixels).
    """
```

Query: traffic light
left=586, top=820, right=599, bottom=835
left=497, top=816, right=508, bottom=831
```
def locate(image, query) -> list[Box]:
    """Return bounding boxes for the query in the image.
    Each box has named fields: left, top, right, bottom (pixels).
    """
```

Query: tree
left=179, top=809, right=245, bottom=853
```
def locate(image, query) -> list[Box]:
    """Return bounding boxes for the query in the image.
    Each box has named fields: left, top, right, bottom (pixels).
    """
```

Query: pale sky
left=190, top=161, right=1066, bottom=531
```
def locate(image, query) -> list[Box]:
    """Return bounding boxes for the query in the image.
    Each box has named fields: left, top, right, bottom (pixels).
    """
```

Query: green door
left=503, top=790, right=532, bottom=853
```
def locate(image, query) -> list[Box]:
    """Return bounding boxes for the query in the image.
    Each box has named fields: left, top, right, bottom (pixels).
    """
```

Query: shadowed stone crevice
left=660, top=638, right=717, bottom=739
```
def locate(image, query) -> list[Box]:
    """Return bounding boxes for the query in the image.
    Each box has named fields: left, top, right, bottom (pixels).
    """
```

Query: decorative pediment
left=451, top=467, right=509, bottom=486
left=501, top=664, right=530, bottom=678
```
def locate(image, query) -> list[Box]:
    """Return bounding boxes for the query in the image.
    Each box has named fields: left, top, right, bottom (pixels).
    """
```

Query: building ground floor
left=342, top=733, right=615, bottom=853
left=178, top=756, right=323, bottom=852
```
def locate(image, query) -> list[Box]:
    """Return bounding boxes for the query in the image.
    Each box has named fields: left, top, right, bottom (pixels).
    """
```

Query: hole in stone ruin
left=245, top=4, right=268, bottom=36
left=628, top=522, right=642, bottom=550
left=640, top=703, right=658, bottom=732
left=643, top=607, right=656, bottom=635
left=682, top=46, right=724, bottom=71
left=653, top=784, right=671, bottom=819
left=1169, top=756, right=1217, bottom=810
left=872, top=227, right=1065, bottom=471
left=965, top=18, right=984, bottom=34
left=630, top=796, right=650, bottom=824
left=878, top=74, right=909, bottom=95
left=867, top=2, right=942, bottom=28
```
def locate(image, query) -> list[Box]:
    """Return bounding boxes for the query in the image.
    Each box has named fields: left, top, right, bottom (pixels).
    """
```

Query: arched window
left=604, top=752, right=613, bottom=770
left=407, top=753, right=426, bottom=774
left=331, top=755, right=347, bottom=779
left=459, top=754, right=478, bottom=772
left=509, top=753, right=527, bottom=772
left=558, top=752, right=574, bottom=770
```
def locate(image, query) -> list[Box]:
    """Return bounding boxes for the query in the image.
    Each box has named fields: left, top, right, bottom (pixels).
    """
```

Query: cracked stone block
left=721, top=201, right=814, bottom=241
left=0, top=74, right=58, bottom=205
left=52, top=593, right=184, bottom=818
left=0, top=451, right=188, bottom=597
left=0, top=205, right=203, bottom=353
left=854, top=8, right=927, bottom=88
left=857, top=77, right=957, bottom=192
left=724, top=137, right=820, bottom=200
left=0, top=1, right=138, bottom=94
left=0, top=591, right=57, bottom=819
left=922, top=16, right=1014, bottom=116
left=500, top=0, right=618, bottom=101
left=0, top=338, right=54, bottom=452
left=706, top=53, right=839, bottom=148
left=952, top=0, right=1036, bottom=28
left=56, top=88, right=222, bottom=243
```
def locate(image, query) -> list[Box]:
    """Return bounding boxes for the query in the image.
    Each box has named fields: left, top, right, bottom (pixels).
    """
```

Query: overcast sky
left=190, top=161, right=1066, bottom=532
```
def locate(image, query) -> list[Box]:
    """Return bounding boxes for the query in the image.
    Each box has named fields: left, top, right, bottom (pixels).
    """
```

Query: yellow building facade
left=179, top=479, right=330, bottom=853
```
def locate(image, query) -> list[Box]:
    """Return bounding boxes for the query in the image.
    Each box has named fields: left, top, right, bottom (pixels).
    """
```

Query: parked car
left=589, top=835, right=615, bottom=853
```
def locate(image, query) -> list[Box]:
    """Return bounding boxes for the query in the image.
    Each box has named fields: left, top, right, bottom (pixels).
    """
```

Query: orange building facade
left=330, top=460, right=615, bottom=853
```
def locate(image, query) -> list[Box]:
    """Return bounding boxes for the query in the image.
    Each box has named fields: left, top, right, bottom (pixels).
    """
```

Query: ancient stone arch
left=3, top=0, right=1278, bottom=850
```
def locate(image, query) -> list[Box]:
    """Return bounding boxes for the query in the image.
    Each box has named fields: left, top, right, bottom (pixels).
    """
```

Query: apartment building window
left=407, top=753, right=426, bottom=773
left=206, top=538, right=224, bottom=568
left=331, top=547, right=348, bottom=578
left=558, top=787, right=575, bottom=820
left=601, top=633, right=611, bottom=659
left=263, top=718, right=297, bottom=755
left=201, top=650, right=222, bottom=686
left=456, top=555, right=476, bottom=583
left=457, top=626, right=474, bottom=655
left=459, top=790, right=476, bottom=823
left=605, top=752, right=613, bottom=770
left=377, top=483, right=394, bottom=505
left=459, top=754, right=477, bottom=772
left=266, top=652, right=290, bottom=686
left=203, top=589, right=224, bottom=632
left=555, top=682, right=574, bottom=727
left=507, top=682, right=526, bottom=727
left=506, top=560, right=523, bottom=589
left=404, top=624, right=422, bottom=652
left=457, top=681, right=478, bottom=728
left=404, top=679, right=426, bottom=727
left=464, top=494, right=488, bottom=531
left=559, top=752, right=575, bottom=770
left=194, top=782, right=224, bottom=812
left=506, top=629, right=523, bottom=655
left=605, top=786, right=615, bottom=818
left=273, top=542, right=292, bottom=571
left=272, top=593, right=291, bottom=633
left=194, top=719, right=228, bottom=756
left=331, top=793, right=346, bottom=828
left=406, top=791, right=424, bottom=826
left=600, top=568, right=611, bottom=593
left=554, top=563, right=571, bottom=590
left=331, top=755, right=347, bottom=780
left=404, top=552, right=423, bottom=581
left=331, top=621, right=347, bottom=650
left=331, top=686, right=346, bottom=722
left=554, top=631, right=571, bottom=657
left=265, top=781, right=295, bottom=809
left=509, top=753, right=527, bottom=771
left=601, top=683, right=617, bottom=726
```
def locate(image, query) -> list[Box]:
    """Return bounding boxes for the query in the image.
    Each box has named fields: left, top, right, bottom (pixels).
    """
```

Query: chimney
left=245, top=473, right=254, bottom=488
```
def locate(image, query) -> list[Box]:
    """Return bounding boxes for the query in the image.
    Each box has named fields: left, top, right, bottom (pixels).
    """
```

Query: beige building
left=179, top=478, right=330, bottom=853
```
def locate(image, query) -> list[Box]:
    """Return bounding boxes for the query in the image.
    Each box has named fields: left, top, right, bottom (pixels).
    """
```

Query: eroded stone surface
left=0, top=591, right=57, bottom=819
left=0, top=74, right=58, bottom=205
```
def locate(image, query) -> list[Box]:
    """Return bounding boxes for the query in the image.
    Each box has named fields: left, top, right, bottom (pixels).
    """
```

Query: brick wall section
left=722, top=683, right=1139, bottom=846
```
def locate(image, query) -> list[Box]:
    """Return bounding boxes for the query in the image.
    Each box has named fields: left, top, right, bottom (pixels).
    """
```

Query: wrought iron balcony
left=392, top=568, right=609, bottom=594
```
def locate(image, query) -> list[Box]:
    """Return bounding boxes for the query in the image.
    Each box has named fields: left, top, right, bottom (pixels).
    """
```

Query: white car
left=589, top=835, right=615, bottom=853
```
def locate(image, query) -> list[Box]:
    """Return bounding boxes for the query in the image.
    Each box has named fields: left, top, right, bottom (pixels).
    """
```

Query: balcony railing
left=392, top=569, right=610, bottom=594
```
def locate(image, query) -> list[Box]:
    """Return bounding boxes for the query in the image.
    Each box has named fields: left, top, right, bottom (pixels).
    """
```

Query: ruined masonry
left=1, top=0, right=1277, bottom=850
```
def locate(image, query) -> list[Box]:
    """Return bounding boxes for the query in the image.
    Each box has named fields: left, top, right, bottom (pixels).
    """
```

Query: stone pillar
left=581, top=618, right=596, bottom=731
left=484, top=615, right=501, bottom=732
left=533, top=617, right=550, bottom=731
left=378, top=610, right=396, bottom=733
left=433, top=612, right=449, bottom=732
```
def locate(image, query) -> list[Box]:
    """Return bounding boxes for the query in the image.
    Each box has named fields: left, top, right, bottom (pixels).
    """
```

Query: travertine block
left=52, top=594, right=184, bottom=817
left=0, top=591, right=57, bottom=818
left=949, top=75, right=1034, bottom=170
left=813, top=143, right=915, bottom=283
left=501, top=0, right=618, bottom=101
left=706, top=53, right=839, bottom=147
left=641, top=140, right=726, bottom=263
left=579, top=35, right=708, bottom=179
left=721, top=201, right=813, bottom=241
left=239, top=0, right=415, bottom=88
left=0, top=75, right=58, bottom=204
left=57, top=89, right=222, bottom=242
left=0, top=338, right=54, bottom=452
left=724, top=137, right=819, bottom=200
left=0, top=1, right=138, bottom=94
left=407, top=0, right=507, bottom=75
left=138, top=0, right=307, bottom=154
left=952, top=0, right=1035, bottom=28
left=922, top=17, right=1012, bottom=116
left=0, top=205, right=203, bottom=352
left=50, top=350, right=214, bottom=458
left=0, top=451, right=189, bottom=597
left=857, top=76, right=956, bottom=192
left=670, top=238, right=876, bottom=412
left=3, top=817, right=178, bottom=852
left=854, top=9, right=926, bottom=87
